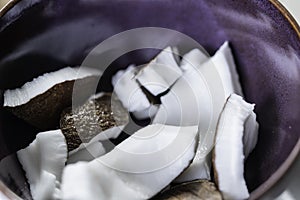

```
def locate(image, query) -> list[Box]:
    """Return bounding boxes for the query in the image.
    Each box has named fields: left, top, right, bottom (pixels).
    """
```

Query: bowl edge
left=0, top=0, right=299, bottom=199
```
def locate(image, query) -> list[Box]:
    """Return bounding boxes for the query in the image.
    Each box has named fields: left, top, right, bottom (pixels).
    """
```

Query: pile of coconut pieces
left=3, top=41, right=259, bottom=200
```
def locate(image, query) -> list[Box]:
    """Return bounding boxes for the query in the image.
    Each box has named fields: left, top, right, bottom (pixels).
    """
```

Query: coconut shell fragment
left=60, top=93, right=129, bottom=151
left=153, top=180, right=222, bottom=200
left=4, top=67, right=102, bottom=130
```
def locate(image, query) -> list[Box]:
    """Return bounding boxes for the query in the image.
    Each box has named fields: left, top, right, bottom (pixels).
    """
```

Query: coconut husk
left=5, top=76, right=99, bottom=130
left=153, top=180, right=222, bottom=200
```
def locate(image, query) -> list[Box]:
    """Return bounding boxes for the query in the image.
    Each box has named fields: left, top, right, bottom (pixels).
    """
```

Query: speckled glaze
left=0, top=0, right=299, bottom=199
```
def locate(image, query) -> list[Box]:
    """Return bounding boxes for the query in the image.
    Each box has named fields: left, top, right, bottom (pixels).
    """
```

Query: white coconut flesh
left=17, top=130, right=67, bottom=200
left=67, top=125, right=125, bottom=164
left=4, top=67, right=102, bottom=107
left=153, top=44, right=226, bottom=181
left=213, top=94, right=254, bottom=200
left=212, top=42, right=259, bottom=159
left=154, top=41, right=241, bottom=127
left=135, top=46, right=182, bottom=96
left=212, top=42, right=259, bottom=158
left=112, top=65, right=151, bottom=113
left=67, top=142, right=106, bottom=164
left=153, top=41, right=259, bottom=183
left=61, top=124, right=199, bottom=200
left=212, top=41, right=243, bottom=97
left=132, top=104, right=159, bottom=120
left=180, top=48, right=209, bottom=71
left=243, top=112, right=259, bottom=158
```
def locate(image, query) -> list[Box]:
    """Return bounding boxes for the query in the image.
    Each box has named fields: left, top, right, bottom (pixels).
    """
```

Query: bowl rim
left=0, top=0, right=299, bottom=199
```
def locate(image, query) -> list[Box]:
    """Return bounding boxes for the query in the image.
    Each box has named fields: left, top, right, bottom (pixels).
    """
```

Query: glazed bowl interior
left=0, top=0, right=300, bottom=199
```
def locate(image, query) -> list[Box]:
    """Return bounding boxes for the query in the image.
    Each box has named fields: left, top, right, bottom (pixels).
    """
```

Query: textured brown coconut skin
left=60, top=93, right=129, bottom=151
left=153, top=180, right=223, bottom=200
left=5, top=76, right=98, bottom=131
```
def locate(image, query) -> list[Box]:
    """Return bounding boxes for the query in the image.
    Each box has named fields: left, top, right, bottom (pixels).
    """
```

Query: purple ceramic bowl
left=0, top=0, right=299, bottom=199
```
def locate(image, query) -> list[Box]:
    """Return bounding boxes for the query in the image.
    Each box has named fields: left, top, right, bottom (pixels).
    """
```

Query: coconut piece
left=153, top=54, right=225, bottom=182
left=212, top=41, right=243, bottom=96
left=3, top=67, right=102, bottom=130
left=154, top=41, right=259, bottom=183
left=213, top=94, right=254, bottom=200
left=153, top=41, right=240, bottom=126
left=212, top=41, right=259, bottom=157
left=112, top=65, right=151, bottom=113
left=243, top=112, right=259, bottom=158
left=153, top=180, right=222, bottom=200
left=132, top=104, right=159, bottom=120
left=136, top=46, right=182, bottom=96
left=60, top=93, right=128, bottom=151
left=67, top=142, right=106, bottom=164
left=17, top=130, right=67, bottom=200
left=67, top=125, right=125, bottom=164
left=174, top=155, right=211, bottom=183
left=61, top=124, right=199, bottom=200
left=180, top=48, right=209, bottom=72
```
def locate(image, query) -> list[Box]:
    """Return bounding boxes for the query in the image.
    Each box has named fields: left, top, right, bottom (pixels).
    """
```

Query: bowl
left=0, top=0, right=299, bottom=199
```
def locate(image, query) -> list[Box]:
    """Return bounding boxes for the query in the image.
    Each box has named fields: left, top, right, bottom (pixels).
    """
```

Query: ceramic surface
left=0, top=0, right=299, bottom=199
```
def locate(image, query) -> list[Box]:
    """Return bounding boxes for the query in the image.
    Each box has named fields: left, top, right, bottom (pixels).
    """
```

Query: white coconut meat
left=112, top=65, right=151, bottom=113
left=154, top=41, right=259, bottom=182
left=153, top=47, right=226, bottom=181
left=67, top=125, right=124, bottom=164
left=243, top=112, right=259, bottom=158
left=154, top=41, right=242, bottom=125
left=212, top=42, right=259, bottom=158
left=17, top=130, right=67, bottom=200
left=135, top=46, right=182, bottom=96
left=180, top=48, right=209, bottom=71
left=61, top=124, right=199, bottom=200
left=4, top=67, right=101, bottom=107
left=132, top=104, right=159, bottom=120
left=152, top=48, right=213, bottom=126
left=154, top=41, right=241, bottom=126
left=213, top=94, right=254, bottom=200
left=212, top=41, right=243, bottom=96
left=67, top=142, right=106, bottom=164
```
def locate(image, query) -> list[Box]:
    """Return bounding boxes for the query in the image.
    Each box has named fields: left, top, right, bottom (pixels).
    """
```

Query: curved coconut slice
left=132, top=104, right=159, bottom=120
left=243, top=112, right=259, bottom=158
left=153, top=41, right=241, bottom=126
left=212, top=41, right=243, bottom=96
left=213, top=94, right=254, bottom=200
left=17, top=130, right=67, bottom=200
left=154, top=41, right=259, bottom=183
left=112, top=65, right=151, bottom=112
left=61, top=124, right=199, bottom=200
left=153, top=180, right=222, bottom=200
left=212, top=42, right=259, bottom=157
left=4, top=67, right=102, bottom=130
left=60, top=93, right=128, bottom=151
left=67, top=125, right=125, bottom=164
left=180, top=48, right=209, bottom=72
left=67, top=142, right=106, bottom=164
left=136, top=46, right=182, bottom=96
left=174, top=154, right=211, bottom=183
left=153, top=53, right=225, bottom=182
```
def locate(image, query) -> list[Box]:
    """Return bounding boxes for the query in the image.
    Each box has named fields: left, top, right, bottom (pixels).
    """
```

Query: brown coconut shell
left=60, top=93, right=129, bottom=151
left=153, top=180, right=223, bottom=200
left=5, top=76, right=98, bottom=131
